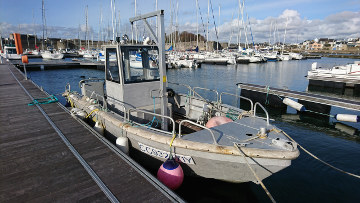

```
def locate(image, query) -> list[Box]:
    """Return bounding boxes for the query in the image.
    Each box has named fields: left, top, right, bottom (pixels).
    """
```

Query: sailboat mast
left=85, top=5, right=88, bottom=50
left=41, top=0, right=45, bottom=50
left=196, top=0, right=199, bottom=47
left=135, top=0, right=137, bottom=43
left=217, top=4, right=220, bottom=51
left=207, top=0, right=209, bottom=51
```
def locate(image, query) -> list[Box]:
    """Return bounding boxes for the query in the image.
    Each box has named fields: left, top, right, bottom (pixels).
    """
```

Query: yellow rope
left=86, top=109, right=99, bottom=118
left=234, top=143, right=276, bottom=203
left=169, top=133, right=176, bottom=147
left=272, top=128, right=360, bottom=179
left=67, top=92, right=74, bottom=108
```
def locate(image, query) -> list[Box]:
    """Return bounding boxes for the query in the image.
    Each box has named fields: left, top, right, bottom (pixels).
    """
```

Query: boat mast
left=85, top=5, right=88, bottom=50
left=207, top=0, right=209, bottom=51
left=41, top=0, right=45, bottom=50
left=196, top=0, right=199, bottom=47
left=135, top=0, right=137, bottom=43
left=237, top=0, right=241, bottom=51
left=217, top=4, right=220, bottom=51
left=98, top=6, right=102, bottom=48
left=282, top=17, right=288, bottom=54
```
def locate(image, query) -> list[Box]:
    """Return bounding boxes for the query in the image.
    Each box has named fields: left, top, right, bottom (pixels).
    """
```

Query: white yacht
left=2, top=46, right=21, bottom=60
left=308, top=61, right=360, bottom=80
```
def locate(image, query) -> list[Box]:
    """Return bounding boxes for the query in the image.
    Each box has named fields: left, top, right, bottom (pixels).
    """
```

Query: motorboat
left=1, top=46, right=21, bottom=60
left=41, top=50, right=64, bottom=60
left=289, top=52, right=303, bottom=60
left=308, top=61, right=360, bottom=80
left=63, top=10, right=299, bottom=184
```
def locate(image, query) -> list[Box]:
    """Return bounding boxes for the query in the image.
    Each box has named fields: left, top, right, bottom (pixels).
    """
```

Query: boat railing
left=192, top=87, right=219, bottom=103
left=126, top=108, right=176, bottom=135
left=83, top=89, right=108, bottom=111
left=65, top=83, right=71, bottom=92
left=178, top=119, right=218, bottom=145
left=253, top=102, right=270, bottom=125
left=219, top=92, right=254, bottom=111
left=168, top=82, right=193, bottom=95
left=79, top=78, right=105, bottom=89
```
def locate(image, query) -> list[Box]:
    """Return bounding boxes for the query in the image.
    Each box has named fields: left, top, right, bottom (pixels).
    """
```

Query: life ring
left=205, top=116, right=233, bottom=128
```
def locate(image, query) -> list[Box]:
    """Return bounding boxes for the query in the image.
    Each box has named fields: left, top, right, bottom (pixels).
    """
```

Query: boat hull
left=67, top=93, right=299, bottom=183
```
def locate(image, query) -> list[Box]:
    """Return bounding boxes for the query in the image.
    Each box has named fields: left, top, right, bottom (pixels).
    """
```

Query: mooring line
left=234, top=143, right=276, bottom=203
left=273, top=128, right=360, bottom=179
left=7, top=65, right=120, bottom=203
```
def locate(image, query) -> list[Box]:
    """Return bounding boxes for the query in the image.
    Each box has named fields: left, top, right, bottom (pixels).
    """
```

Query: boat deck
left=0, top=60, right=182, bottom=202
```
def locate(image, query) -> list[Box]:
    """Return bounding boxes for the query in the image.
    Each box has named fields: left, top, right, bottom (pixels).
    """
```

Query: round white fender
left=94, top=121, right=104, bottom=135
left=116, top=137, right=129, bottom=154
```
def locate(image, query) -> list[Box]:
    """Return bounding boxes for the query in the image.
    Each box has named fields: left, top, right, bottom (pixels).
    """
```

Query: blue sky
left=0, top=0, right=359, bottom=43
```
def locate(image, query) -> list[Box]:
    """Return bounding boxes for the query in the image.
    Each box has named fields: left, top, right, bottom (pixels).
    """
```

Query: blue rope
left=28, top=95, right=58, bottom=106
left=138, top=97, right=160, bottom=128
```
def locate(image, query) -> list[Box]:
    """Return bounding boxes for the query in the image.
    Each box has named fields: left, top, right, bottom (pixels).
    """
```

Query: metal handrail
left=168, top=82, right=193, bottom=95
left=192, top=87, right=219, bottom=103
left=219, top=92, right=254, bottom=111
left=178, top=120, right=218, bottom=145
left=253, top=102, right=270, bottom=125
left=84, top=89, right=108, bottom=111
left=65, top=83, right=71, bottom=92
left=79, top=78, right=105, bottom=89
left=127, top=108, right=175, bottom=135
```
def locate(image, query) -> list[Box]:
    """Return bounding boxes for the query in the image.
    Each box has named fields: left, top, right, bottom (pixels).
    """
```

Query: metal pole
left=24, top=64, right=27, bottom=80
left=196, top=0, right=198, bottom=47
left=158, top=11, right=168, bottom=131
left=207, top=0, right=209, bottom=51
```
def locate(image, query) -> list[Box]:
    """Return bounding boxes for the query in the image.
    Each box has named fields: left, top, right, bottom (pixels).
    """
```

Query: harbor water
left=27, top=57, right=360, bottom=202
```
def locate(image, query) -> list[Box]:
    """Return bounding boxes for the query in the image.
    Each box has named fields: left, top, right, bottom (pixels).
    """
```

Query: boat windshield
left=121, top=47, right=160, bottom=84
left=6, top=48, right=17, bottom=54
left=106, top=48, right=120, bottom=83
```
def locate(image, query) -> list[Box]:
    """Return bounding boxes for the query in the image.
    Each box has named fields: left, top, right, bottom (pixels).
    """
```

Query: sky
left=0, top=0, right=359, bottom=44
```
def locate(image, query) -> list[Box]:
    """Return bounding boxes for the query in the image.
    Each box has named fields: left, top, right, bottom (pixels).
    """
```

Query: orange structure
left=13, top=33, right=23, bottom=55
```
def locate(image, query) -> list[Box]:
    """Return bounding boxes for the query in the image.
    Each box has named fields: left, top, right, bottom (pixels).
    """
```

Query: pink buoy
left=157, top=159, right=184, bottom=190
left=205, top=116, right=233, bottom=128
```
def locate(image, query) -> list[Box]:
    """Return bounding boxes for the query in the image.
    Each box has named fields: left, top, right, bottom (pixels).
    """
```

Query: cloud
left=1, top=10, right=359, bottom=43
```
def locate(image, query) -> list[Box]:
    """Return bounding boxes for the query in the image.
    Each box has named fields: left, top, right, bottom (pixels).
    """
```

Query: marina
left=1, top=0, right=360, bottom=202
left=11, top=54, right=360, bottom=203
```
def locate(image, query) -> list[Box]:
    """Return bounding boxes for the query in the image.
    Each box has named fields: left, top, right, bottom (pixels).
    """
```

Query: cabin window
left=105, top=48, right=120, bottom=83
left=7, top=48, right=17, bottom=54
left=121, top=47, right=160, bottom=84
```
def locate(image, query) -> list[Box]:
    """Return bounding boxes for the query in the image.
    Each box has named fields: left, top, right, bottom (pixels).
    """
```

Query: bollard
left=24, top=64, right=28, bottom=80
left=21, top=55, right=29, bottom=80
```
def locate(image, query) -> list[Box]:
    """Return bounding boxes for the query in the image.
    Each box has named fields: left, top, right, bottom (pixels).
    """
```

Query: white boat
left=289, top=52, right=303, bottom=60
left=278, top=53, right=292, bottom=61
left=263, top=52, right=278, bottom=62
left=41, top=50, right=64, bottom=60
left=308, top=61, right=360, bottom=80
left=2, top=46, right=21, bottom=60
left=63, top=11, right=299, bottom=184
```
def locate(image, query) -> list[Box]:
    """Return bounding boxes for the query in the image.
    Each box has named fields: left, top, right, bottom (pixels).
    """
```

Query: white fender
left=116, top=137, right=129, bottom=154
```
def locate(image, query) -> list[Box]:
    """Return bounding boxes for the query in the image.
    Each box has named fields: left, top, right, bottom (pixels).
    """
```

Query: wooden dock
left=237, top=82, right=360, bottom=111
left=0, top=60, right=182, bottom=202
